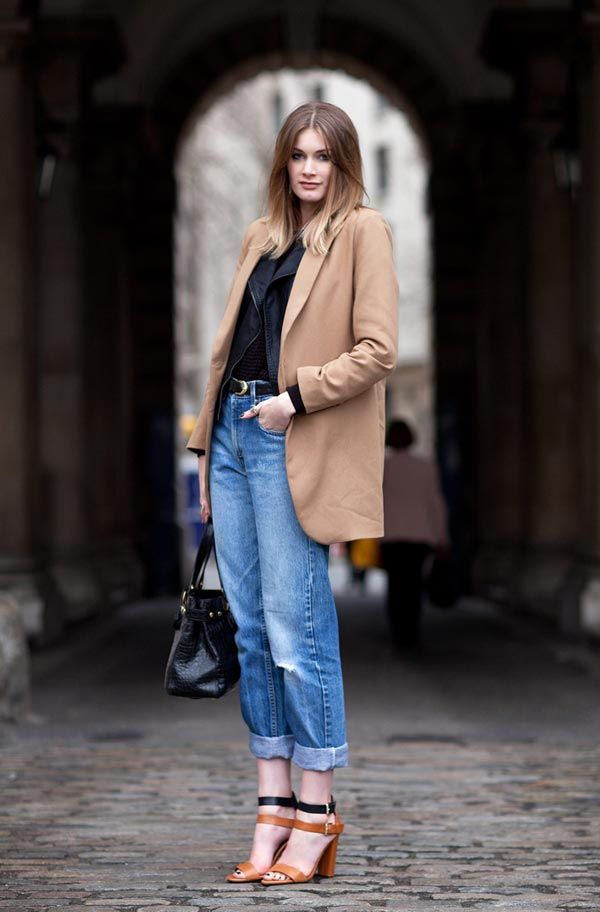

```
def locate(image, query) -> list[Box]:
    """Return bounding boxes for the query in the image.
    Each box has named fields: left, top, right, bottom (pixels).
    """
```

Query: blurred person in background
left=382, top=418, right=448, bottom=649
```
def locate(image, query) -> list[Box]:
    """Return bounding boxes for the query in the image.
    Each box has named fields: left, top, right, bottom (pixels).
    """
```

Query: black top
left=225, top=238, right=306, bottom=414
left=230, top=241, right=300, bottom=382
left=194, top=239, right=306, bottom=457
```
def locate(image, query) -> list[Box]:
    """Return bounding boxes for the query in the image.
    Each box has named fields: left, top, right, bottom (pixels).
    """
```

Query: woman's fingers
left=240, top=405, right=262, bottom=419
left=198, top=456, right=210, bottom=518
left=241, top=397, right=291, bottom=429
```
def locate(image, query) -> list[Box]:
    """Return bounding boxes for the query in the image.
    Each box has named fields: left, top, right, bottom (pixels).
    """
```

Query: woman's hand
left=240, top=392, right=296, bottom=432
left=198, top=455, right=211, bottom=522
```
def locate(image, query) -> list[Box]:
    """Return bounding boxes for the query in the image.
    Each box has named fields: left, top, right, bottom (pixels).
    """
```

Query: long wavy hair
left=256, top=102, right=367, bottom=258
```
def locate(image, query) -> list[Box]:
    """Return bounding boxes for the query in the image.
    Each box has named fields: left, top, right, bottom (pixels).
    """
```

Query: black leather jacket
left=216, top=239, right=305, bottom=420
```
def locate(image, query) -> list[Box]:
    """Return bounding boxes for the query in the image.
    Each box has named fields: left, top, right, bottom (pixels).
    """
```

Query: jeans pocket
left=255, top=395, right=287, bottom=436
left=257, top=418, right=286, bottom=437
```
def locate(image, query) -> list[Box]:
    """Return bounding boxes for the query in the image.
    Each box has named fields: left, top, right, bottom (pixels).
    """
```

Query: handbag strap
left=189, top=519, right=215, bottom=591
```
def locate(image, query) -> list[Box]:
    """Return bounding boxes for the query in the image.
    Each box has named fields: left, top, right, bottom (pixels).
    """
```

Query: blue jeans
left=209, top=380, right=348, bottom=771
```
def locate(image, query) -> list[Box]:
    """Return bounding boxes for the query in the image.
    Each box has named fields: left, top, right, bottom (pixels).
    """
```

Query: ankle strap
left=294, top=816, right=344, bottom=835
left=258, top=792, right=297, bottom=808
left=296, top=795, right=336, bottom=815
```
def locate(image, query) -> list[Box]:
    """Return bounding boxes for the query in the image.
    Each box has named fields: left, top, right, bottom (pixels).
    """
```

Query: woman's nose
left=302, top=158, right=316, bottom=175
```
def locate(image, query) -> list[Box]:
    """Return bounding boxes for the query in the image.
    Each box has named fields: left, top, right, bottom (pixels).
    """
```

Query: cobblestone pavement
left=1, top=566, right=600, bottom=911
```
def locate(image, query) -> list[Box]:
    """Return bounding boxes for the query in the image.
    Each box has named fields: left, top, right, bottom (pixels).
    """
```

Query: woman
left=187, top=101, right=399, bottom=886
left=382, top=419, right=449, bottom=648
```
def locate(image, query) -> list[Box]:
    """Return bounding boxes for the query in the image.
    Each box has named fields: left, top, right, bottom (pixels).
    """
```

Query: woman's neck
left=299, top=201, right=319, bottom=225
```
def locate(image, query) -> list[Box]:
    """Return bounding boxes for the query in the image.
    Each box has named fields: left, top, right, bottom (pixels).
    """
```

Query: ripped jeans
left=208, top=380, right=348, bottom=771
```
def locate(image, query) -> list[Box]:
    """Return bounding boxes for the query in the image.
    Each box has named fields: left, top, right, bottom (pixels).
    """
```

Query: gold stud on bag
left=164, top=519, right=240, bottom=699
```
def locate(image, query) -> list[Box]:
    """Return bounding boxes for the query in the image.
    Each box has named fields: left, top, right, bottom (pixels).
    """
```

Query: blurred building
left=2, top=0, right=600, bottom=667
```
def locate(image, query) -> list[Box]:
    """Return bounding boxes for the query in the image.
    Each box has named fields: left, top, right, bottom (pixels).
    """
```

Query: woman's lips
left=300, top=182, right=319, bottom=188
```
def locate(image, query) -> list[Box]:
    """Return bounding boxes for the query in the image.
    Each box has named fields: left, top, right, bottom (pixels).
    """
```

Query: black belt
left=225, top=377, right=278, bottom=396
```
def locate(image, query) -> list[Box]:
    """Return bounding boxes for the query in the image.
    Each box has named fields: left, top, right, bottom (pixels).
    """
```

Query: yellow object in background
left=348, top=537, right=382, bottom=570
left=180, top=414, right=197, bottom=437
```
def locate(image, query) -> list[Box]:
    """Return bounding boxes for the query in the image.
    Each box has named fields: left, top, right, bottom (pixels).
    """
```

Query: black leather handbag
left=164, top=520, right=240, bottom=698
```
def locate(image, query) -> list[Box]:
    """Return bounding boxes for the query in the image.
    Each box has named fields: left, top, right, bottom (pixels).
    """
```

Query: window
left=375, top=92, right=390, bottom=117
left=273, top=90, right=283, bottom=130
left=375, top=145, right=390, bottom=195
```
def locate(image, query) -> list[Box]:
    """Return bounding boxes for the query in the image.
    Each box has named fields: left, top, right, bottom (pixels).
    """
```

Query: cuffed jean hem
left=292, top=741, right=349, bottom=771
left=249, top=732, right=295, bottom=760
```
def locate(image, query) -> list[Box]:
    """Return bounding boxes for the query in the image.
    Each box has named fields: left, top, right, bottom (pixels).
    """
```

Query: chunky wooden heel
left=317, top=834, right=339, bottom=877
left=261, top=795, right=344, bottom=885
left=226, top=793, right=297, bottom=883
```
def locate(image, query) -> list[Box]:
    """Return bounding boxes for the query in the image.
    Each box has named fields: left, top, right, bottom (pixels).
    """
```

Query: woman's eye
left=291, top=152, right=303, bottom=160
left=319, top=154, right=330, bottom=161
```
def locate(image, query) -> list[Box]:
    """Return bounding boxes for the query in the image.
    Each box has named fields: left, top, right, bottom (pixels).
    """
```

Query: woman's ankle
left=258, top=803, right=296, bottom=818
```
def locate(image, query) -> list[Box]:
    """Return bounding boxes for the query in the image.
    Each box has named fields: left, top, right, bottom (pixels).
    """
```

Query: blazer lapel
left=213, top=225, right=327, bottom=364
left=280, top=246, right=328, bottom=347
left=211, top=244, right=263, bottom=363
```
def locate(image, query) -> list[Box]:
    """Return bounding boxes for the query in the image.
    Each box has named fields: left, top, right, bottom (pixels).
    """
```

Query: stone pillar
left=37, top=34, right=100, bottom=623
left=576, top=4, right=600, bottom=638
left=82, top=105, right=143, bottom=606
left=481, top=11, right=579, bottom=623
left=37, top=19, right=139, bottom=622
left=520, top=62, right=578, bottom=616
left=0, top=16, right=45, bottom=639
left=466, top=101, right=528, bottom=603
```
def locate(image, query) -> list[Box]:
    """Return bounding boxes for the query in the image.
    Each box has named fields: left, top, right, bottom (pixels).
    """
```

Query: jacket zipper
left=216, top=283, right=264, bottom=418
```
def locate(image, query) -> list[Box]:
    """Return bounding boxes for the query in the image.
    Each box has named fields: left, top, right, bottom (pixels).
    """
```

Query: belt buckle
left=234, top=379, right=248, bottom=395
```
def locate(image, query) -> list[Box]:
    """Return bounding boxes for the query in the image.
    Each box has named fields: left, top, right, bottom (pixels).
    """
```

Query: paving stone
left=1, top=739, right=599, bottom=911
left=2, top=593, right=600, bottom=911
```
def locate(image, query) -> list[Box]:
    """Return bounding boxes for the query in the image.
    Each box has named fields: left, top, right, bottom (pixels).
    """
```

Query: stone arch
left=154, top=15, right=454, bottom=160
left=124, top=13, right=477, bottom=590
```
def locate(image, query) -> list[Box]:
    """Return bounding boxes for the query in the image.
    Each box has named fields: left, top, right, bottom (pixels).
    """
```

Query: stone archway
left=3, top=1, right=599, bottom=713
left=115, top=13, right=480, bottom=591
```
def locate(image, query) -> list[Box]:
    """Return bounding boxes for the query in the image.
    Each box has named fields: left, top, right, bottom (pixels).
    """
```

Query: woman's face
left=287, top=127, right=333, bottom=214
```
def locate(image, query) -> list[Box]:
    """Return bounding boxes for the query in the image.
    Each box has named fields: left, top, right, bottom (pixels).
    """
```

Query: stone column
left=466, top=101, right=528, bottom=604
left=37, top=35, right=101, bottom=623
left=82, top=105, right=143, bottom=606
left=520, top=64, right=578, bottom=616
left=36, top=19, right=133, bottom=622
left=577, top=4, right=600, bottom=638
left=0, top=17, right=44, bottom=641
left=481, top=11, right=579, bottom=624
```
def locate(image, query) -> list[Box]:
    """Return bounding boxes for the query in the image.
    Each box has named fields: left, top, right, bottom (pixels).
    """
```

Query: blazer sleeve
left=186, top=224, right=255, bottom=455
left=295, top=211, right=399, bottom=414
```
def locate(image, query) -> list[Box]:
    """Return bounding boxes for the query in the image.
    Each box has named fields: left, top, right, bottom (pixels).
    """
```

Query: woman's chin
left=296, top=191, right=325, bottom=206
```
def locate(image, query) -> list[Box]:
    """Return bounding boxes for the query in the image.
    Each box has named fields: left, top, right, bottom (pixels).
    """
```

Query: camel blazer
left=186, top=205, right=399, bottom=544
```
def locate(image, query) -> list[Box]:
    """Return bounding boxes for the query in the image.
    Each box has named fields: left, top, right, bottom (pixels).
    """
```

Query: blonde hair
left=256, top=102, right=367, bottom=258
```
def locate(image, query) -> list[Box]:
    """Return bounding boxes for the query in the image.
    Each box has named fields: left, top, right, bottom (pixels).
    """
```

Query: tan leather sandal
left=261, top=796, right=344, bottom=885
left=226, top=793, right=297, bottom=883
